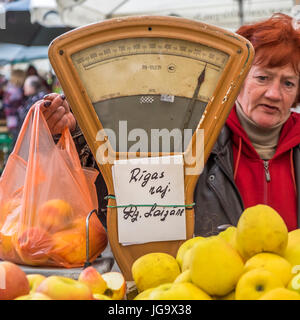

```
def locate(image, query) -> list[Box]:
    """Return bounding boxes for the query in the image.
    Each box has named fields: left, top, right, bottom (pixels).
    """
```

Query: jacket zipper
left=263, top=160, right=271, bottom=182
left=263, top=160, right=271, bottom=204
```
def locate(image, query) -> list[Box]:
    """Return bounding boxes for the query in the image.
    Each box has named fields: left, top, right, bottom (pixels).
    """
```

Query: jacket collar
left=222, top=104, right=300, bottom=159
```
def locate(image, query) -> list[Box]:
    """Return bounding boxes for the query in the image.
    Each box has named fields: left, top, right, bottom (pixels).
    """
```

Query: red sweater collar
left=226, top=104, right=300, bottom=159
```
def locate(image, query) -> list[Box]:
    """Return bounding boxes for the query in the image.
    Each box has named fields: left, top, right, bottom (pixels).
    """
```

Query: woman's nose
left=264, top=80, right=282, bottom=100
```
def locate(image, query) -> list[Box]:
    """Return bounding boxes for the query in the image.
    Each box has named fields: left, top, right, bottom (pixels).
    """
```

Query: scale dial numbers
left=71, top=37, right=229, bottom=105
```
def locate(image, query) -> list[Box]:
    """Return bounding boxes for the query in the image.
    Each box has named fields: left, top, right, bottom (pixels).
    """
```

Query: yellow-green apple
left=132, top=252, right=180, bottom=292
left=217, top=226, right=238, bottom=251
left=190, top=236, right=244, bottom=296
left=243, top=252, right=292, bottom=287
left=236, top=205, right=288, bottom=260
left=176, top=237, right=204, bottom=270
left=37, top=199, right=74, bottom=233
left=50, top=216, right=107, bottom=267
left=93, top=293, right=112, bottom=300
left=16, top=227, right=52, bottom=265
left=287, top=272, right=300, bottom=293
left=181, top=248, right=193, bottom=272
left=78, top=266, right=107, bottom=295
left=284, top=229, right=300, bottom=268
left=15, top=292, right=52, bottom=300
left=0, top=261, right=30, bottom=300
left=259, top=287, right=300, bottom=300
left=217, top=290, right=236, bottom=300
left=36, top=275, right=93, bottom=300
left=134, top=287, right=156, bottom=300
left=27, top=274, right=46, bottom=292
left=235, top=268, right=284, bottom=300
left=149, top=282, right=212, bottom=300
left=102, top=272, right=126, bottom=300
left=173, top=269, right=192, bottom=284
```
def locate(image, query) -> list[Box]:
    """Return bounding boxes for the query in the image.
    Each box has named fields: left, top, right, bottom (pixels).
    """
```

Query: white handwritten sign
left=112, top=155, right=186, bottom=245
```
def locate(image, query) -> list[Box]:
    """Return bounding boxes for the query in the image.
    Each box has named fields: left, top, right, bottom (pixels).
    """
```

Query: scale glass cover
left=49, top=16, right=254, bottom=279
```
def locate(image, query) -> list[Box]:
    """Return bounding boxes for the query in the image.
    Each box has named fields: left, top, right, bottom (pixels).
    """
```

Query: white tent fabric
left=30, top=0, right=295, bottom=31
left=30, top=0, right=65, bottom=27
left=0, top=43, right=48, bottom=65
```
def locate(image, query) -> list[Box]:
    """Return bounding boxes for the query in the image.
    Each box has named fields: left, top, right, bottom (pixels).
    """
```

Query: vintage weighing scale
left=48, top=15, right=254, bottom=280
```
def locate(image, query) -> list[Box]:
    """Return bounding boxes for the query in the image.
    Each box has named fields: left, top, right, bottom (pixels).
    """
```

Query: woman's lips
left=259, top=104, right=279, bottom=112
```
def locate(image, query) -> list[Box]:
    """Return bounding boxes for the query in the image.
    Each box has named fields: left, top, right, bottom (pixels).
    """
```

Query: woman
left=39, top=13, right=300, bottom=235
left=194, top=13, right=300, bottom=236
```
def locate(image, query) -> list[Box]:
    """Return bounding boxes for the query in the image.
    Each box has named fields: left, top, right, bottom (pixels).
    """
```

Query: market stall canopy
left=0, top=0, right=72, bottom=46
left=30, top=0, right=294, bottom=31
left=0, top=43, right=48, bottom=65
left=30, top=0, right=66, bottom=27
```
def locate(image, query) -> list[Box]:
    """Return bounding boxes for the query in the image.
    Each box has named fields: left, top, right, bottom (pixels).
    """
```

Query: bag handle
left=12, top=102, right=38, bottom=155
left=13, top=102, right=57, bottom=155
left=56, top=127, right=82, bottom=171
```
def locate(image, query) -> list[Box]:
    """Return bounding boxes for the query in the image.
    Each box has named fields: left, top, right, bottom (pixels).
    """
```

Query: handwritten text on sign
left=112, top=155, right=186, bottom=244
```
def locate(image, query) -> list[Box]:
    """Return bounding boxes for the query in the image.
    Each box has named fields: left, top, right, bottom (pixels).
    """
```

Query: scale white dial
left=71, top=37, right=229, bottom=152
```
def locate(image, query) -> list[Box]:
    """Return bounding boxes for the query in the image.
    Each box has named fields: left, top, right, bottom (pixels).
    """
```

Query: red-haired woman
left=37, top=13, right=300, bottom=236
left=195, top=13, right=300, bottom=236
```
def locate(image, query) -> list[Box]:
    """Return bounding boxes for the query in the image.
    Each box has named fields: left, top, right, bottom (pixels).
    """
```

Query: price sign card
left=112, top=155, right=186, bottom=245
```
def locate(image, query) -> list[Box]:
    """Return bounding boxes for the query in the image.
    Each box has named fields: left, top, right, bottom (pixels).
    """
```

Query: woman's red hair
left=236, top=13, right=300, bottom=104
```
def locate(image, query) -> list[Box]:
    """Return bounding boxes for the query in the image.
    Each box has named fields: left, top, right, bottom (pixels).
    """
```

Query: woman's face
left=237, top=63, right=299, bottom=128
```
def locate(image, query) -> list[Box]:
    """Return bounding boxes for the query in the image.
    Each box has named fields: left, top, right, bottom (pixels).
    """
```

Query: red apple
left=36, top=275, right=93, bottom=300
left=93, top=293, right=112, bottom=300
left=102, top=272, right=127, bottom=300
left=0, top=261, right=30, bottom=300
left=78, top=266, right=107, bottom=295
left=27, top=274, right=46, bottom=292
left=15, top=292, right=52, bottom=300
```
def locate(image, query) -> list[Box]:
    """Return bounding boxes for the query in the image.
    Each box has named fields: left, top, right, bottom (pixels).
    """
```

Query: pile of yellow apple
left=132, top=204, right=300, bottom=300
left=0, top=261, right=126, bottom=300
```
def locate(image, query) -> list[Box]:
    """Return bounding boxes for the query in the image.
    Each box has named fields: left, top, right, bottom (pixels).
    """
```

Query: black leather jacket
left=193, top=125, right=300, bottom=237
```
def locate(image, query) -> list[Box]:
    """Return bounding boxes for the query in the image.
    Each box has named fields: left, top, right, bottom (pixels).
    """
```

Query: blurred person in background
left=26, top=65, right=52, bottom=93
left=17, top=75, right=49, bottom=130
left=0, top=74, right=7, bottom=100
left=0, top=74, right=8, bottom=119
left=2, top=69, right=25, bottom=148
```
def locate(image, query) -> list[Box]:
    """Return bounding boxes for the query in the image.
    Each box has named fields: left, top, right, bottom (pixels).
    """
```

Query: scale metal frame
left=48, top=15, right=254, bottom=280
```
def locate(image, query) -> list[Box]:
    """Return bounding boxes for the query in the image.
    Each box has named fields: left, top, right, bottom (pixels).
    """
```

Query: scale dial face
left=71, top=37, right=229, bottom=152
left=49, top=15, right=254, bottom=166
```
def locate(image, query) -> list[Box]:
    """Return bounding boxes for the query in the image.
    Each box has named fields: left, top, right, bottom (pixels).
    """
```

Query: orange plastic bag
left=0, top=104, right=107, bottom=267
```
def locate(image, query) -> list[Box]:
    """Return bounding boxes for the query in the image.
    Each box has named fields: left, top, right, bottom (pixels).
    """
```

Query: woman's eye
left=284, top=81, right=295, bottom=88
left=256, top=76, right=268, bottom=81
